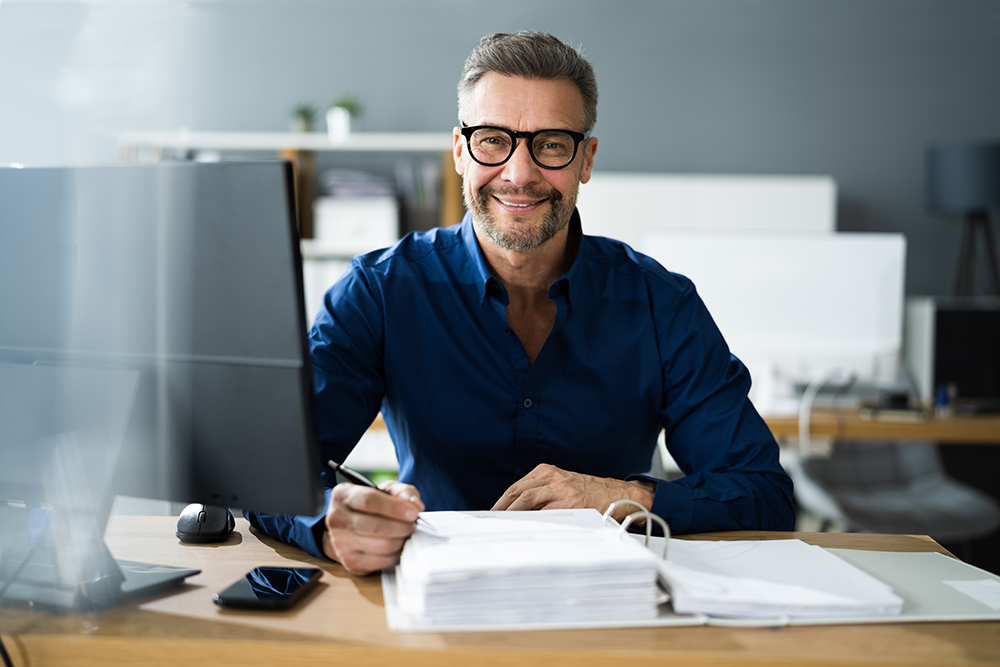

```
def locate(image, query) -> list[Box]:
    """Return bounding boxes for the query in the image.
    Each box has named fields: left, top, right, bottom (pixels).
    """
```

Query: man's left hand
left=491, top=463, right=656, bottom=522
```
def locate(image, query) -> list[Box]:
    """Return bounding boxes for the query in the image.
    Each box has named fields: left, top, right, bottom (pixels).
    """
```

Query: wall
left=1, top=0, right=998, bottom=296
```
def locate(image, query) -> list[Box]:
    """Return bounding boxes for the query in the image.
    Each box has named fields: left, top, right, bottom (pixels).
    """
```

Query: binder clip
left=603, top=499, right=670, bottom=560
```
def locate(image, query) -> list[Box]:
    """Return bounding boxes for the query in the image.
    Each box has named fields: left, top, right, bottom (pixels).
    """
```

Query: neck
left=475, top=223, right=575, bottom=300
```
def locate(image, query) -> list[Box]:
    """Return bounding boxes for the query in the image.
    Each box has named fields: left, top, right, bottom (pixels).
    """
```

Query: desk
left=2, top=517, right=998, bottom=667
left=764, top=409, right=1000, bottom=444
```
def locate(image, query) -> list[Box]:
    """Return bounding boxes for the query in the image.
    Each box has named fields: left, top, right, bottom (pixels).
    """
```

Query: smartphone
left=213, top=566, right=322, bottom=610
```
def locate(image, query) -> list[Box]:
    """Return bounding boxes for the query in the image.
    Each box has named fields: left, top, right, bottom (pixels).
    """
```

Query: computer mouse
left=176, top=503, right=236, bottom=543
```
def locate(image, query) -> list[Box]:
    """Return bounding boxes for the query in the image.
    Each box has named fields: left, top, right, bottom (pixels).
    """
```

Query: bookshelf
left=117, top=130, right=464, bottom=236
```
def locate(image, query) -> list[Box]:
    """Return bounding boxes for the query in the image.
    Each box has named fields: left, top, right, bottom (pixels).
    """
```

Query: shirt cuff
left=625, top=474, right=693, bottom=535
left=243, top=488, right=332, bottom=559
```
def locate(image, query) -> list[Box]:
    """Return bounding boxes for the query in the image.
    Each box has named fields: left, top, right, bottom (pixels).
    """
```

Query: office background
left=1, top=0, right=998, bottom=297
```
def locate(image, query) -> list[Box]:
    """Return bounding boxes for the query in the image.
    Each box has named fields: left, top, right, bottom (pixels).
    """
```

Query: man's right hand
left=321, top=480, right=423, bottom=576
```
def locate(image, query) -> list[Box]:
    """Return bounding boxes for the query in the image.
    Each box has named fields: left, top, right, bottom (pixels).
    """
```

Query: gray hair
left=458, top=31, right=598, bottom=132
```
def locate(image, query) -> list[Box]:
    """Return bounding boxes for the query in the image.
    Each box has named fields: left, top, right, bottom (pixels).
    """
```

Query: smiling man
left=248, top=31, right=794, bottom=576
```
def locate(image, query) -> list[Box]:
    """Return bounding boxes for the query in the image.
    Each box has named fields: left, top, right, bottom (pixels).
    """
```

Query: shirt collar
left=553, top=209, right=584, bottom=313
left=460, top=211, right=498, bottom=306
left=460, top=208, right=586, bottom=309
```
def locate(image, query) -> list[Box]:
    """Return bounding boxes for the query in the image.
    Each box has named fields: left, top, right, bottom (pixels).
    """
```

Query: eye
left=471, top=129, right=512, bottom=154
left=534, top=132, right=573, bottom=156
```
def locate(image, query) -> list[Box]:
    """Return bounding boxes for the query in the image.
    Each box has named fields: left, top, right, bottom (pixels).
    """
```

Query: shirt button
left=505, top=328, right=513, bottom=335
left=523, top=398, right=533, bottom=409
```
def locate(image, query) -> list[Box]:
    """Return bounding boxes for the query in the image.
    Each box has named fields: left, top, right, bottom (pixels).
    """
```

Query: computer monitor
left=0, top=161, right=324, bottom=610
left=641, top=231, right=907, bottom=415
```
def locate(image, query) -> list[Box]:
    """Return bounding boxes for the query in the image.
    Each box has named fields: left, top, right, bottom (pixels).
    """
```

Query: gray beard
left=464, top=182, right=575, bottom=252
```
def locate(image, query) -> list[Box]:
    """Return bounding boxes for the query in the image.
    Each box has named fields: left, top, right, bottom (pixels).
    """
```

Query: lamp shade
left=926, top=143, right=1000, bottom=213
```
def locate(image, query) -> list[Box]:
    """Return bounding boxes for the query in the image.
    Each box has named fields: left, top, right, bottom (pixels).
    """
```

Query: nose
left=499, top=137, right=543, bottom=188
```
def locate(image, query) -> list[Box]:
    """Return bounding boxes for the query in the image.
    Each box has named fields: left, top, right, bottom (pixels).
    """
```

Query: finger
left=337, top=530, right=407, bottom=558
left=379, top=479, right=425, bottom=511
left=342, top=506, right=418, bottom=539
left=505, top=485, right=565, bottom=511
left=491, top=476, right=549, bottom=510
left=338, top=551, right=402, bottom=577
left=333, top=484, right=421, bottom=526
left=324, top=529, right=405, bottom=576
left=493, top=482, right=562, bottom=512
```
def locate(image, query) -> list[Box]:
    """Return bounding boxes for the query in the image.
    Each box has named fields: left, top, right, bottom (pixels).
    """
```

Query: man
left=249, top=31, right=794, bottom=575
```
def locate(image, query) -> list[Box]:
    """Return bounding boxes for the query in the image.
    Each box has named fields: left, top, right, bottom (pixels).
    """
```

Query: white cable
left=798, top=369, right=840, bottom=459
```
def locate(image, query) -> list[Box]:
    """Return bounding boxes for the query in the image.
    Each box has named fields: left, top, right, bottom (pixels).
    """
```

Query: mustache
left=479, top=185, right=563, bottom=203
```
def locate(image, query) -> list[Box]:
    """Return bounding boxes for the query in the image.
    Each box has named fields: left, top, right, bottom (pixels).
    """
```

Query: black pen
left=326, top=460, right=441, bottom=535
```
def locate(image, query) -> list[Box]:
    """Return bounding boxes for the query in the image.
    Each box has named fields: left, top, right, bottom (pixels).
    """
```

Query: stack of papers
left=659, top=539, right=904, bottom=619
left=382, top=511, right=1000, bottom=632
left=393, top=510, right=664, bottom=627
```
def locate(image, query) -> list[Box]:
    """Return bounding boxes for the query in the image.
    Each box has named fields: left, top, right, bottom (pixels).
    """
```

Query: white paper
left=655, top=539, right=903, bottom=618
left=393, top=509, right=663, bottom=627
left=943, top=579, right=1000, bottom=610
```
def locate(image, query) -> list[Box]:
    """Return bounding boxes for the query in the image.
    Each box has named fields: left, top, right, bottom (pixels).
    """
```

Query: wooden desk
left=764, top=409, right=1000, bottom=444
left=2, top=517, right=998, bottom=667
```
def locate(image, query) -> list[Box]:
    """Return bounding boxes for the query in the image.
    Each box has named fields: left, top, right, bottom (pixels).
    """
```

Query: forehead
left=465, top=73, right=585, bottom=131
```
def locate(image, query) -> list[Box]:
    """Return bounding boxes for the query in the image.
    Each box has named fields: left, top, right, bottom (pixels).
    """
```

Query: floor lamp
left=927, top=143, right=1000, bottom=297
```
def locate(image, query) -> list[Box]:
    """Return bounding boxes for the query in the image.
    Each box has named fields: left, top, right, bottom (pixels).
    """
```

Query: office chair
left=791, top=440, right=1000, bottom=545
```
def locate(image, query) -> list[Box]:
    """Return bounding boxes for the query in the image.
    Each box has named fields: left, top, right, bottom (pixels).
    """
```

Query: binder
left=381, top=505, right=1000, bottom=633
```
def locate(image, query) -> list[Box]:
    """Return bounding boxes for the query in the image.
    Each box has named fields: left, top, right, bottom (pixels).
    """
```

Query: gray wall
left=2, top=0, right=998, bottom=296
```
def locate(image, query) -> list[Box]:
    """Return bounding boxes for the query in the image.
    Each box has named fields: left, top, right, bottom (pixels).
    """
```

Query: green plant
left=330, top=95, right=362, bottom=116
left=292, top=103, right=317, bottom=123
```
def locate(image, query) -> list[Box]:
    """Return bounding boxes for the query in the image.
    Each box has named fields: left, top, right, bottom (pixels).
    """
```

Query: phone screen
left=213, top=566, right=322, bottom=609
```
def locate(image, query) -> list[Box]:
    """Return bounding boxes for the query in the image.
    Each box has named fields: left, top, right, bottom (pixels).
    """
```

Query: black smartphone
left=213, top=566, right=323, bottom=610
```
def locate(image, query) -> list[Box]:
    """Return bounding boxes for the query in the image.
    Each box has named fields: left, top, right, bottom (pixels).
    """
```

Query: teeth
left=498, top=199, right=536, bottom=207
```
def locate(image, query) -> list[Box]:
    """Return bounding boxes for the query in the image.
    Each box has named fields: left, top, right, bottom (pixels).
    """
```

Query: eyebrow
left=467, top=122, right=582, bottom=133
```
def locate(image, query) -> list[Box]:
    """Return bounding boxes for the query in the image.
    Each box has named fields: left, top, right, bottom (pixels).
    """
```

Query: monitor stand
left=0, top=537, right=198, bottom=613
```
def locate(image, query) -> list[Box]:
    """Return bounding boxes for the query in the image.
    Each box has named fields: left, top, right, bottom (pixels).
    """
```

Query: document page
left=656, top=539, right=903, bottom=619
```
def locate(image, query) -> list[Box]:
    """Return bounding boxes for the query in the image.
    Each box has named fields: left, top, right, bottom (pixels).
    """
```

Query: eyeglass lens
left=467, top=128, right=578, bottom=168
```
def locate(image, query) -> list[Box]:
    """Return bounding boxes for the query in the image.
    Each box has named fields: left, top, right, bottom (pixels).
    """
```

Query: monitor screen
left=640, top=231, right=907, bottom=415
left=0, top=161, right=324, bottom=518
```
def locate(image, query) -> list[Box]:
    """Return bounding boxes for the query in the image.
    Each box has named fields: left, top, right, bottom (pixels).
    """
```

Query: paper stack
left=393, top=510, right=664, bottom=627
left=658, top=538, right=904, bottom=619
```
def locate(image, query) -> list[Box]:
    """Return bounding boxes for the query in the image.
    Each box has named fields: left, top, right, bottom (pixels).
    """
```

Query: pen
left=326, top=460, right=441, bottom=535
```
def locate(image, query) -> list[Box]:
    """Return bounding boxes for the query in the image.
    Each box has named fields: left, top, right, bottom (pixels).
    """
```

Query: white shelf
left=118, top=130, right=454, bottom=154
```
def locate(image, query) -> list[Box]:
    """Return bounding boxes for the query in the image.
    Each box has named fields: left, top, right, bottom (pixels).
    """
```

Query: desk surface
left=2, top=517, right=998, bottom=667
left=764, top=409, right=1000, bottom=444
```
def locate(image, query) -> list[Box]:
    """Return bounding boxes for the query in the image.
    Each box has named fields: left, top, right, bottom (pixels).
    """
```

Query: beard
left=464, top=180, right=577, bottom=253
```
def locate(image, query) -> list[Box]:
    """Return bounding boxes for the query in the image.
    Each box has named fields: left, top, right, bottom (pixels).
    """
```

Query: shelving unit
left=117, top=130, right=464, bottom=236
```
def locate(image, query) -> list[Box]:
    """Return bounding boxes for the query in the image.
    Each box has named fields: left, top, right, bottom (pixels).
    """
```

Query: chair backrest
left=802, top=441, right=944, bottom=493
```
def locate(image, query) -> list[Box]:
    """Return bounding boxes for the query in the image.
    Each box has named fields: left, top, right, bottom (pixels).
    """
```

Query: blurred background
left=1, top=0, right=998, bottom=296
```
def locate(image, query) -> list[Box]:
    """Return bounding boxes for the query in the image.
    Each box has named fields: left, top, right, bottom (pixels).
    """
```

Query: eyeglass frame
left=459, top=123, right=591, bottom=171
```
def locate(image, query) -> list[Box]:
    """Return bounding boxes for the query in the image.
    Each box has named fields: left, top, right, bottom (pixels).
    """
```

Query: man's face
left=454, top=73, right=597, bottom=253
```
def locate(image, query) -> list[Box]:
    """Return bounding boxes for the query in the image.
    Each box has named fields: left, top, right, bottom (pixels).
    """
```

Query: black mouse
left=176, top=503, right=236, bottom=543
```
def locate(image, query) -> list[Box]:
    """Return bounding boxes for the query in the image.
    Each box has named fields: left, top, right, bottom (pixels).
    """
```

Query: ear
left=452, top=127, right=466, bottom=176
left=579, top=136, right=598, bottom=184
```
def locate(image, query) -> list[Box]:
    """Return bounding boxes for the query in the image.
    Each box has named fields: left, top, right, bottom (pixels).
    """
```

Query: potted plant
left=289, top=103, right=317, bottom=132
left=326, top=95, right=362, bottom=142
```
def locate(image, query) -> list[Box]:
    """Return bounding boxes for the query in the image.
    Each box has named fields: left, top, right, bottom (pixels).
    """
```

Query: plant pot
left=326, top=107, right=352, bottom=143
left=289, top=116, right=311, bottom=132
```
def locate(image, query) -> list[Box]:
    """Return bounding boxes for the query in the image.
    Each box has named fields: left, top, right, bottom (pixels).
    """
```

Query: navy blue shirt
left=248, top=211, right=794, bottom=557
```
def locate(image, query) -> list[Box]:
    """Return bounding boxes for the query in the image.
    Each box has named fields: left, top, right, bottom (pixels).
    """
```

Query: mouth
left=491, top=195, right=549, bottom=212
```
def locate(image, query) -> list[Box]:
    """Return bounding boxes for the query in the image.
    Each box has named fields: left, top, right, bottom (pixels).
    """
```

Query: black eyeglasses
left=460, top=124, right=590, bottom=170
